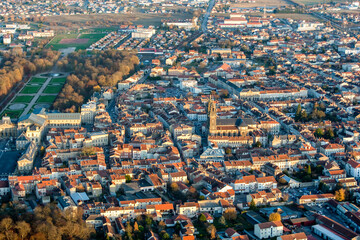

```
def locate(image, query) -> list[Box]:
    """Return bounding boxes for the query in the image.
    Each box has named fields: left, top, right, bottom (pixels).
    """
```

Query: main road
left=201, top=0, right=216, bottom=32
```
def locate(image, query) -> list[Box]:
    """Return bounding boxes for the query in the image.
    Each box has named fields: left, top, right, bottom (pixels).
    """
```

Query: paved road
left=201, top=0, right=215, bottom=32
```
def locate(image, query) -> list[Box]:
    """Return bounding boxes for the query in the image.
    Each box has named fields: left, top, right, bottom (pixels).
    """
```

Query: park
left=1, top=74, right=67, bottom=119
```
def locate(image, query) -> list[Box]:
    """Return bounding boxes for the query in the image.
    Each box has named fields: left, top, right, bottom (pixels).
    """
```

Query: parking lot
left=0, top=139, right=20, bottom=175
left=284, top=187, right=320, bottom=202
left=0, top=150, right=21, bottom=175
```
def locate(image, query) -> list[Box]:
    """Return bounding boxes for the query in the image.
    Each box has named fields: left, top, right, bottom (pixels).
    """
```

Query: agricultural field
left=230, top=0, right=289, bottom=8
left=47, top=33, right=106, bottom=50
left=292, top=0, right=342, bottom=5
left=273, top=13, right=321, bottom=21
left=244, top=12, right=320, bottom=21
left=45, top=12, right=194, bottom=28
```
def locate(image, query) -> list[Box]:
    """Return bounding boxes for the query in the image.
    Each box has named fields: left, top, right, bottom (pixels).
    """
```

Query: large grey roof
left=216, top=118, right=241, bottom=126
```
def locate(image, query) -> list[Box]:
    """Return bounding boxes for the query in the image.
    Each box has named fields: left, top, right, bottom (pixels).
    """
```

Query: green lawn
left=29, top=77, right=47, bottom=84
left=37, top=95, right=57, bottom=103
left=47, top=33, right=106, bottom=50
left=43, top=85, right=63, bottom=94
left=20, top=86, right=41, bottom=94
left=50, top=77, right=67, bottom=84
left=1, top=110, right=23, bottom=119
left=12, top=95, right=33, bottom=103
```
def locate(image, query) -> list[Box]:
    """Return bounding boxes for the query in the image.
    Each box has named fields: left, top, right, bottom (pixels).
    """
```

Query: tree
left=125, top=175, right=132, bottom=183
left=145, top=215, right=152, bottom=229
left=325, top=128, right=335, bottom=139
left=282, top=193, right=289, bottom=202
left=125, top=221, right=133, bottom=235
left=93, top=85, right=101, bottom=92
left=254, top=141, right=262, bottom=148
left=81, top=146, right=96, bottom=156
left=295, top=104, right=302, bottom=121
left=269, top=212, right=281, bottom=222
left=187, top=186, right=198, bottom=200
left=173, top=234, right=181, bottom=240
left=301, top=110, right=308, bottom=121
left=207, top=225, right=216, bottom=239
left=218, top=216, right=226, bottom=226
left=199, top=213, right=207, bottom=222
left=223, top=208, right=237, bottom=221
left=278, top=178, right=288, bottom=185
left=307, top=164, right=312, bottom=175
left=225, top=148, right=232, bottom=155
left=0, top=217, right=14, bottom=240
left=16, top=221, right=30, bottom=240
left=335, top=188, right=345, bottom=202
left=160, top=230, right=170, bottom=240
left=158, top=221, right=166, bottom=231
left=133, top=221, right=139, bottom=232
left=250, top=199, right=257, bottom=210
left=170, top=182, right=179, bottom=192
left=314, top=128, right=324, bottom=138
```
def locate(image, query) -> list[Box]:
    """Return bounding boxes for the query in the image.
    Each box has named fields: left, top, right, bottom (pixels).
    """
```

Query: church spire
left=209, top=96, right=217, bottom=135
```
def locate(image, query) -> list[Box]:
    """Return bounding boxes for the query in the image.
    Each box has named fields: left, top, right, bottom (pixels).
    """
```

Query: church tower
left=209, top=97, right=217, bottom=136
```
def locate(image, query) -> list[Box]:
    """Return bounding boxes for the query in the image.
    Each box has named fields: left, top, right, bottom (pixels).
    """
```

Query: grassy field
left=272, top=13, right=321, bottom=21
left=12, top=96, right=34, bottom=103
left=20, top=86, right=41, bottom=94
left=45, top=12, right=194, bottom=28
left=245, top=12, right=320, bottom=21
left=292, top=0, right=342, bottom=5
left=47, top=33, right=106, bottom=50
left=1, top=110, right=23, bottom=119
left=29, top=77, right=47, bottom=84
left=50, top=77, right=67, bottom=84
left=37, top=95, right=57, bottom=103
left=231, top=0, right=289, bottom=7
left=43, top=85, right=63, bottom=94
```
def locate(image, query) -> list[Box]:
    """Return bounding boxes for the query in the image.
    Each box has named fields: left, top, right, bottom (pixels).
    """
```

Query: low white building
left=346, top=160, right=360, bottom=179
left=254, top=221, right=283, bottom=239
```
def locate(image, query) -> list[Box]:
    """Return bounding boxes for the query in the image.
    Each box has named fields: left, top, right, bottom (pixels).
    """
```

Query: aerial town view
left=1, top=0, right=360, bottom=239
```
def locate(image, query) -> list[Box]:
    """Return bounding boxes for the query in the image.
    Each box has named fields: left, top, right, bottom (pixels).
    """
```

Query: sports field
left=47, top=33, right=106, bottom=50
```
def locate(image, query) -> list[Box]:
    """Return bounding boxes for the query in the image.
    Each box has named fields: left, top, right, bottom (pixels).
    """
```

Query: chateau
left=0, top=108, right=81, bottom=143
